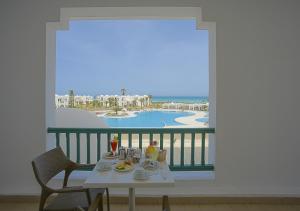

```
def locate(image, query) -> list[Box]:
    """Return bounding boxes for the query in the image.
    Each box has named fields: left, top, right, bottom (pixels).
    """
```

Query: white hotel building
left=55, top=94, right=151, bottom=108
left=55, top=94, right=94, bottom=108
left=95, top=95, right=151, bottom=108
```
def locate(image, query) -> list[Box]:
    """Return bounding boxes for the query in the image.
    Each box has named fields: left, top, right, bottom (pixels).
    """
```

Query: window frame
left=46, top=6, right=216, bottom=178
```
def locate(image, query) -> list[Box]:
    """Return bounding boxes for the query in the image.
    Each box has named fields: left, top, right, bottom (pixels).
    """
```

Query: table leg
left=129, top=187, right=135, bottom=211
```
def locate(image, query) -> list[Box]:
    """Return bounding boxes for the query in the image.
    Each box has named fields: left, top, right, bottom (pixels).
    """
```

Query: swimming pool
left=196, top=117, right=209, bottom=123
left=102, top=111, right=193, bottom=128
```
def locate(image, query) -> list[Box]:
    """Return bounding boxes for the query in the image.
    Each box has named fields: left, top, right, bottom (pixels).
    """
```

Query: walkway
left=165, top=111, right=208, bottom=128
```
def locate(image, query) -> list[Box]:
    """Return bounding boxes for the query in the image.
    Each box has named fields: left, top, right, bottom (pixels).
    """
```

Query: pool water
left=196, top=117, right=209, bottom=123
left=103, top=111, right=193, bottom=128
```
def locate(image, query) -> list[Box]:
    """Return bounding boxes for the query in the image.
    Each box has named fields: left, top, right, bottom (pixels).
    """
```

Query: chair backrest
left=32, top=147, right=70, bottom=187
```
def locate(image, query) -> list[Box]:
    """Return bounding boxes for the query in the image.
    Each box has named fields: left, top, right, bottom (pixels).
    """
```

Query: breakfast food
left=142, top=159, right=159, bottom=170
left=145, top=145, right=156, bottom=154
left=145, top=140, right=159, bottom=160
left=115, top=160, right=133, bottom=171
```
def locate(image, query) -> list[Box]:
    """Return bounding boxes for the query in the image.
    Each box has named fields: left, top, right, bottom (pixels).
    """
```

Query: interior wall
left=0, top=0, right=300, bottom=195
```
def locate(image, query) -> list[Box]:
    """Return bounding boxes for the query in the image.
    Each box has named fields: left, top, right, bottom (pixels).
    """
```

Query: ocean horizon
left=54, top=93, right=208, bottom=104
left=152, top=96, right=208, bottom=104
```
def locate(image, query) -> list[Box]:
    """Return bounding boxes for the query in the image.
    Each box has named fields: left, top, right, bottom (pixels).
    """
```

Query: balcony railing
left=47, top=127, right=215, bottom=171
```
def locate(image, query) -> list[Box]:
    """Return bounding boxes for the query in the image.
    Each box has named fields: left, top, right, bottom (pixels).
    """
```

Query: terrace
left=47, top=127, right=215, bottom=172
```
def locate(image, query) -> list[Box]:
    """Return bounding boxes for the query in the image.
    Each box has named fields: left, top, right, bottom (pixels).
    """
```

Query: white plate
left=114, top=165, right=134, bottom=172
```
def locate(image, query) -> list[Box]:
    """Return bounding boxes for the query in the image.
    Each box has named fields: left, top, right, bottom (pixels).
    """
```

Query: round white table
left=83, top=160, right=174, bottom=211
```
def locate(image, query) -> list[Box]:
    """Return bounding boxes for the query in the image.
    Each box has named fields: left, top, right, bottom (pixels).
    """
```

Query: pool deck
left=165, top=111, right=208, bottom=128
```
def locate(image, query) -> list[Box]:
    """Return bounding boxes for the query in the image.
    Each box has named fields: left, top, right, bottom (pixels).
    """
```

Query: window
left=56, top=20, right=209, bottom=128
left=46, top=7, right=216, bottom=176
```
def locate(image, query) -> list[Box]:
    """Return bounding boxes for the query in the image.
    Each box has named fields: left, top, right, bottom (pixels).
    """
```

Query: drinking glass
left=110, top=139, right=118, bottom=156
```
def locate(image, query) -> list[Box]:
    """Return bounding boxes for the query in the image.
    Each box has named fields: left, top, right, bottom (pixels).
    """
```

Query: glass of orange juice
left=111, top=136, right=118, bottom=156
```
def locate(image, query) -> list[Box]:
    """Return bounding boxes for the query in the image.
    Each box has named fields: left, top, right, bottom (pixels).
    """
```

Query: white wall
left=53, top=108, right=109, bottom=164
left=0, top=0, right=300, bottom=196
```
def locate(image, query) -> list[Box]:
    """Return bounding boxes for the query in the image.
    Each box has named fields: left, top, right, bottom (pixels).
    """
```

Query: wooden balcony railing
left=47, top=127, right=215, bottom=171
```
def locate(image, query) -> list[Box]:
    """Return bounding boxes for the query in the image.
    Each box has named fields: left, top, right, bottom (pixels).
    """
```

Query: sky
left=56, top=20, right=208, bottom=96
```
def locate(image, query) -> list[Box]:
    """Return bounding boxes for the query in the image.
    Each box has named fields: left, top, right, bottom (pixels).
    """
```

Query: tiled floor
left=0, top=203, right=300, bottom=211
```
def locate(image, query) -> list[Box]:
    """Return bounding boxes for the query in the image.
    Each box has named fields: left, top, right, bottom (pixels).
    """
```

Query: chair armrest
left=67, top=161, right=96, bottom=171
left=63, top=162, right=96, bottom=187
left=75, top=163, right=96, bottom=170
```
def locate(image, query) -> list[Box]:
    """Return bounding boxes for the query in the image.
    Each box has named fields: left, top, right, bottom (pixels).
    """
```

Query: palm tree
left=132, top=98, right=138, bottom=107
left=111, top=97, right=120, bottom=115
left=148, top=95, right=152, bottom=106
left=108, top=97, right=115, bottom=108
left=68, top=90, right=75, bottom=108
left=121, top=88, right=126, bottom=96
left=144, top=96, right=149, bottom=107
left=139, top=98, right=144, bottom=109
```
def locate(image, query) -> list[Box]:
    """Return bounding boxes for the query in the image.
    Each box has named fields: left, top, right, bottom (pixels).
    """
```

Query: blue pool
left=103, top=111, right=193, bottom=128
left=196, top=117, right=209, bottom=123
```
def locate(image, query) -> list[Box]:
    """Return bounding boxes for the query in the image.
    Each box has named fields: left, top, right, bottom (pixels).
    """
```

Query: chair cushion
left=44, top=188, right=106, bottom=211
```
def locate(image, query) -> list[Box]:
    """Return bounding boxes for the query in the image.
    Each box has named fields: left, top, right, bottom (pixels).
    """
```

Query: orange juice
left=111, top=140, right=118, bottom=152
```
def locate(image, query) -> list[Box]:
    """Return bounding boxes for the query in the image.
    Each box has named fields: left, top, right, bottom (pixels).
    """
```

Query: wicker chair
left=32, top=147, right=110, bottom=211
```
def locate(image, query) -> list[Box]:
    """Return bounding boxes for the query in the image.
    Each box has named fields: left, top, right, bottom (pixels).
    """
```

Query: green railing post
left=180, top=133, right=185, bottom=166
left=160, top=133, right=164, bottom=150
left=97, top=133, right=101, bottom=161
left=118, top=132, right=122, bottom=149
left=191, top=132, right=195, bottom=166
left=138, top=133, right=142, bottom=149
left=55, top=133, right=60, bottom=147
left=66, top=133, right=70, bottom=158
left=170, top=133, right=174, bottom=167
left=107, top=133, right=111, bottom=152
left=86, top=133, right=90, bottom=164
left=149, top=132, right=153, bottom=145
left=201, top=133, right=206, bottom=165
left=76, top=133, right=80, bottom=163
left=128, top=133, right=132, bottom=148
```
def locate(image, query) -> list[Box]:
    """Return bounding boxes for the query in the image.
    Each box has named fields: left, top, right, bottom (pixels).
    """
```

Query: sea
left=152, top=96, right=208, bottom=104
